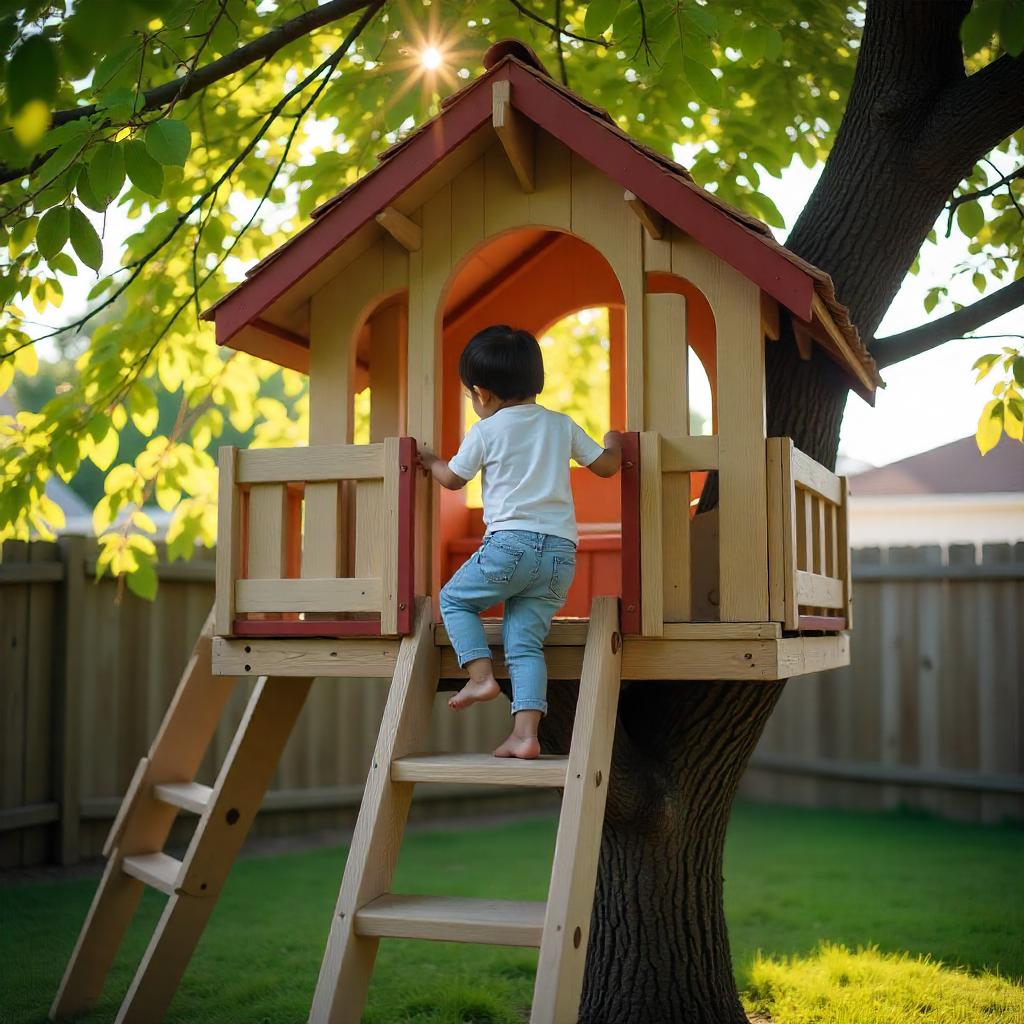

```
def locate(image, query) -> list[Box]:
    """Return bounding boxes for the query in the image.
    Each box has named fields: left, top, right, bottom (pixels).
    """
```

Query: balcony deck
left=211, top=619, right=849, bottom=682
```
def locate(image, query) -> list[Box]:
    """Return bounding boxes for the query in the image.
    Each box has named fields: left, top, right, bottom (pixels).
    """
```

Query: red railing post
left=619, top=431, right=642, bottom=636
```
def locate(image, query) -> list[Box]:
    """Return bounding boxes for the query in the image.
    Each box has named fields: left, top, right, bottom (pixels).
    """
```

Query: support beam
left=492, top=80, right=534, bottom=193
left=374, top=207, right=421, bottom=252
left=624, top=190, right=664, bottom=239
left=760, top=292, right=780, bottom=341
left=793, top=321, right=814, bottom=361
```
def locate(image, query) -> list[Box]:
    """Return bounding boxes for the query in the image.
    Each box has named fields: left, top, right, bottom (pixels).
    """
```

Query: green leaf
left=126, top=558, right=158, bottom=600
left=76, top=168, right=109, bottom=213
left=972, top=271, right=987, bottom=293
left=682, top=57, right=723, bottom=108
left=961, top=1, right=1001, bottom=54
left=9, top=217, right=38, bottom=258
left=7, top=33, right=59, bottom=113
left=36, top=206, right=70, bottom=259
left=748, top=191, right=786, bottom=229
left=88, top=143, right=126, bottom=205
left=33, top=164, right=81, bottom=213
left=68, top=207, right=103, bottom=271
left=128, top=383, right=159, bottom=436
left=972, top=352, right=1000, bottom=380
left=956, top=201, right=985, bottom=237
left=89, top=424, right=119, bottom=470
left=744, top=24, right=783, bottom=64
left=12, top=100, right=50, bottom=147
left=124, top=139, right=164, bottom=196
left=584, top=0, right=621, bottom=38
left=1002, top=0, right=1024, bottom=55
left=683, top=6, right=718, bottom=37
left=47, top=252, right=78, bottom=276
left=976, top=398, right=1003, bottom=455
left=1013, top=356, right=1024, bottom=388
left=144, top=119, right=192, bottom=167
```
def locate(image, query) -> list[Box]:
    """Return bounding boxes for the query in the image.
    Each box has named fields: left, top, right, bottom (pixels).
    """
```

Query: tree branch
left=505, top=0, right=607, bottom=46
left=871, top=276, right=1024, bottom=367
left=948, top=165, right=1023, bottom=211
left=923, top=49, right=1024, bottom=176
left=945, top=163, right=1024, bottom=236
left=0, top=0, right=373, bottom=185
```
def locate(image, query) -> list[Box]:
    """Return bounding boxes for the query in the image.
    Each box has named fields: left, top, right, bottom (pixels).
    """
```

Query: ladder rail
left=309, top=597, right=439, bottom=1024
left=113, top=674, right=314, bottom=1024
left=50, top=610, right=236, bottom=1022
left=532, top=596, right=622, bottom=1022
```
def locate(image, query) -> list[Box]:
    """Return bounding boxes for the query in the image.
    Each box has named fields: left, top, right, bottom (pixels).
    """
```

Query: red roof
left=851, top=436, right=1024, bottom=496
left=203, top=40, right=879, bottom=392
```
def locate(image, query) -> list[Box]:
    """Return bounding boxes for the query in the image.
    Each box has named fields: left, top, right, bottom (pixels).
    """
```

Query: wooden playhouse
left=52, top=41, right=880, bottom=1024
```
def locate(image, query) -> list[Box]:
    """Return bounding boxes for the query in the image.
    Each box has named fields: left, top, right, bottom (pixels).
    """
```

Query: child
left=418, top=325, right=621, bottom=759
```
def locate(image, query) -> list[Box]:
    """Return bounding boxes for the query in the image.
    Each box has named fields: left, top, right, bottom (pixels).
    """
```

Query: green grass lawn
left=2, top=803, right=1022, bottom=1024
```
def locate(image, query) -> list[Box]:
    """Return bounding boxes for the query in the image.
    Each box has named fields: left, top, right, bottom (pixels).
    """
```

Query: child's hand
left=603, top=430, right=623, bottom=450
left=416, top=448, right=439, bottom=476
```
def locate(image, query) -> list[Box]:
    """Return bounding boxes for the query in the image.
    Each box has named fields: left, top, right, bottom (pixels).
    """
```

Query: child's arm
left=417, top=448, right=468, bottom=490
left=584, top=430, right=623, bottom=478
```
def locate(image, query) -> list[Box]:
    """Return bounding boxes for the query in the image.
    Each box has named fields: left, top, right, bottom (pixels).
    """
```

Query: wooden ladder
left=50, top=611, right=314, bottom=1024
left=310, top=594, right=622, bottom=1024
left=50, top=596, right=621, bottom=1024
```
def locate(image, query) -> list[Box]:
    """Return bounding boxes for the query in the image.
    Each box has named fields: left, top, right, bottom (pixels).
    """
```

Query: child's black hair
left=458, top=325, right=545, bottom=400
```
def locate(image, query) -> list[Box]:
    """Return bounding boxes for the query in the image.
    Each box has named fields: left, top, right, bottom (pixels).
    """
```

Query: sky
left=26, top=132, right=1021, bottom=472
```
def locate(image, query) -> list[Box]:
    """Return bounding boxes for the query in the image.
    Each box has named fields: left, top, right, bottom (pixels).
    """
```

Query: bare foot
left=493, top=733, right=541, bottom=759
left=448, top=676, right=500, bottom=710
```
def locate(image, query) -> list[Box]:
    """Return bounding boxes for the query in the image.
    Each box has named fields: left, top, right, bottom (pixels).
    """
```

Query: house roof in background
left=202, top=40, right=880, bottom=394
left=850, top=436, right=1024, bottom=496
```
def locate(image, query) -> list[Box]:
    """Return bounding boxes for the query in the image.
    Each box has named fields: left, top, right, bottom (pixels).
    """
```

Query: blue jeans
left=439, top=530, right=577, bottom=716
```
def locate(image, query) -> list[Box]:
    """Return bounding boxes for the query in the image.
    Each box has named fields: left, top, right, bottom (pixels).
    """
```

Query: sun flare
left=420, top=45, right=443, bottom=71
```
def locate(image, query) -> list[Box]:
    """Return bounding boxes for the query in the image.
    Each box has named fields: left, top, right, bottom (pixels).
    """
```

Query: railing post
left=214, top=446, right=239, bottom=637
left=55, top=534, right=85, bottom=865
left=395, top=437, right=416, bottom=636
left=619, top=432, right=642, bottom=635
left=638, top=431, right=664, bottom=636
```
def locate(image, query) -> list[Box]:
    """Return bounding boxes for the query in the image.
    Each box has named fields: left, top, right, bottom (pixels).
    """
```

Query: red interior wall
left=438, top=232, right=625, bottom=616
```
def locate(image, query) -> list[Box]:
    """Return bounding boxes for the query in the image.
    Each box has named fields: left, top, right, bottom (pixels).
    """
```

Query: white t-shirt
left=448, top=404, right=604, bottom=544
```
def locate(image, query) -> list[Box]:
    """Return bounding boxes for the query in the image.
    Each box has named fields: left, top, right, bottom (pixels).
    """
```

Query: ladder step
left=391, top=753, right=568, bottom=787
left=152, top=781, right=214, bottom=814
left=355, top=894, right=545, bottom=947
left=121, top=852, right=182, bottom=895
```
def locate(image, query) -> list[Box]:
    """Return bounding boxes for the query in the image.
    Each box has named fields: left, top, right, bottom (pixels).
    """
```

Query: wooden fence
left=743, top=543, right=1024, bottom=823
left=1, top=539, right=1021, bottom=868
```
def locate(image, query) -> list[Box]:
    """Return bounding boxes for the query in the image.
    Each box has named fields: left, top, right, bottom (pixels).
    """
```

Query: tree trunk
left=541, top=3, right=1004, bottom=1021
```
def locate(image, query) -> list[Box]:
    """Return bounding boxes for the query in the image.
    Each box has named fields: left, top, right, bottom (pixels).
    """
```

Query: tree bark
left=541, top=3, right=1024, bottom=1022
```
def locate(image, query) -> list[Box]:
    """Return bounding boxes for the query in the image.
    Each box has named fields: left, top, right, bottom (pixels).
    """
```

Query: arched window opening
left=462, top=307, right=613, bottom=508
left=688, top=349, right=713, bottom=437
left=437, top=228, right=625, bottom=616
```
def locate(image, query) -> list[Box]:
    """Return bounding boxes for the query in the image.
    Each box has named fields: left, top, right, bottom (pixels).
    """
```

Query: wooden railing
left=621, top=430, right=719, bottom=635
left=215, top=437, right=416, bottom=638
left=621, top=432, right=851, bottom=635
left=767, top=437, right=851, bottom=631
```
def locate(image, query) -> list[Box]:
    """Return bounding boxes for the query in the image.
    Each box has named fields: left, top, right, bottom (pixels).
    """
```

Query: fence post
left=55, top=535, right=85, bottom=865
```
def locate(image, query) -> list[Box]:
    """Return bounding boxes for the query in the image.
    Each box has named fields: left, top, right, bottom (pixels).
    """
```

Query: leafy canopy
left=1, top=0, right=1021, bottom=596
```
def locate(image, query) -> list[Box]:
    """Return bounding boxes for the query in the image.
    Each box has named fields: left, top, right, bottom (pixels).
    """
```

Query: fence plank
left=23, top=542, right=58, bottom=864
left=0, top=541, right=29, bottom=867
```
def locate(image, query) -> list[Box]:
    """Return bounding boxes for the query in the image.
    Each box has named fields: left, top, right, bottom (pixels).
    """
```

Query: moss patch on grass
left=745, top=943, right=1024, bottom=1024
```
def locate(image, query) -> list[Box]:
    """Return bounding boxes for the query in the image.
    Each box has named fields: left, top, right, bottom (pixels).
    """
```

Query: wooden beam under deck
left=213, top=629, right=849, bottom=682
